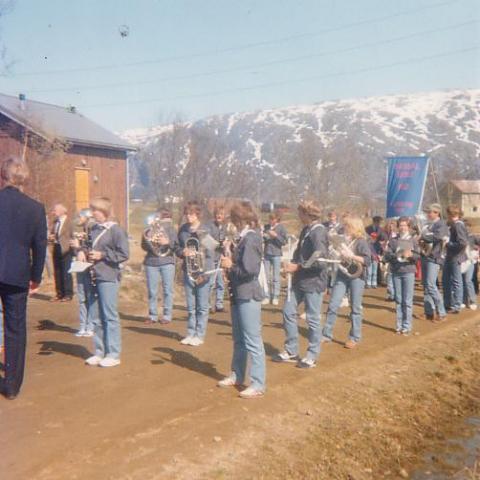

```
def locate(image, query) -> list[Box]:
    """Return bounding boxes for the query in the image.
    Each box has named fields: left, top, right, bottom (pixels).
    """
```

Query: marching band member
left=442, top=205, right=468, bottom=314
left=218, top=201, right=266, bottom=398
left=70, top=209, right=96, bottom=337
left=209, top=206, right=227, bottom=313
left=176, top=201, right=215, bottom=346
left=383, top=219, right=398, bottom=302
left=262, top=211, right=288, bottom=306
left=322, top=216, right=371, bottom=349
left=84, top=197, right=129, bottom=368
left=383, top=217, right=420, bottom=335
left=141, top=209, right=177, bottom=325
left=323, top=210, right=344, bottom=235
left=419, top=203, right=449, bottom=322
left=365, top=216, right=387, bottom=289
left=462, top=223, right=479, bottom=310
left=275, top=201, right=329, bottom=368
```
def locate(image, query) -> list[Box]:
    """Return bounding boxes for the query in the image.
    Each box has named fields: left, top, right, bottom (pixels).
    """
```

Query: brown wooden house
left=0, top=93, right=135, bottom=228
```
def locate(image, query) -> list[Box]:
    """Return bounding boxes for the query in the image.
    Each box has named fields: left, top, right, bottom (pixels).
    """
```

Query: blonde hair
left=344, top=216, right=366, bottom=239
left=1, top=157, right=29, bottom=187
left=90, top=197, right=112, bottom=218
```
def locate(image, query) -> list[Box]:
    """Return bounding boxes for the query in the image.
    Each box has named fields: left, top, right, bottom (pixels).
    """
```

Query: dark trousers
left=53, top=245, right=73, bottom=298
left=0, top=282, right=28, bottom=396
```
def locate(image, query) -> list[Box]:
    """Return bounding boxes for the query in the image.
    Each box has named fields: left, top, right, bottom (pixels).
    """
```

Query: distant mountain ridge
left=123, top=89, right=480, bottom=208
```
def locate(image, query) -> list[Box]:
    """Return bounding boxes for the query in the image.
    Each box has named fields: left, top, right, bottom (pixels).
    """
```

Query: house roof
left=0, top=92, right=135, bottom=152
left=450, top=180, right=480, bottom=194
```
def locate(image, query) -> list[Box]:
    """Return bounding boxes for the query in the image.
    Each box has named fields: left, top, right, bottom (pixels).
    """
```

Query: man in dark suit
left=49, top=203, right=73, bottom=301
left=0, top=157, right=47, bottom=399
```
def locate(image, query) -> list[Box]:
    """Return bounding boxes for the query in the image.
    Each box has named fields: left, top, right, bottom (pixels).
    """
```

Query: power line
left=80, top=45, right=479, bottom=109
left=23, top=19, right=479, bottom=94
left=6, top=0, right=461, bottom=77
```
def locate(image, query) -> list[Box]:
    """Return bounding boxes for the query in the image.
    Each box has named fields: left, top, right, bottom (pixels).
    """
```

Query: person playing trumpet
left=322, top=216, right=371, bottom=349
left=383, top=217, right=420, bottom=335
left=141, top=209, right=177, bottom=325
left=274, top=200, right=329, bottom=368
left=70, top=208, right=96, bottom=337
left=262, top=211, right=288, bottom=306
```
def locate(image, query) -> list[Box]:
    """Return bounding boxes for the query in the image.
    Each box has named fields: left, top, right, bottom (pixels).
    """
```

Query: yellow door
left=75, top=169, right=90, bottom=211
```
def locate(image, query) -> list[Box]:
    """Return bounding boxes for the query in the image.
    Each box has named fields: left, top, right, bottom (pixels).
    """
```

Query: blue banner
left=386, top=156, right=429, bottom=218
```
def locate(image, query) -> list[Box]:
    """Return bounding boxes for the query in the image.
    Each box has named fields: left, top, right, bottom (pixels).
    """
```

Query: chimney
left=19, top=93, right=26, bottom=111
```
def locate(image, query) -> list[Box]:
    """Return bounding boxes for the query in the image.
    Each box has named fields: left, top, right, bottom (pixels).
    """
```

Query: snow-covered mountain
left=123, top=89, right=480, bottom=207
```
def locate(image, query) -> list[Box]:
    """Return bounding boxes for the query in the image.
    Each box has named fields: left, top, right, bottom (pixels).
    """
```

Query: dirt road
left=1, top=284, right=479, bottom=480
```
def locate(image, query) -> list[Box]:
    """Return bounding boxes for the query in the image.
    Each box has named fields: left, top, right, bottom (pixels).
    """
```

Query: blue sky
left=0, top=0, right=478, bottom=131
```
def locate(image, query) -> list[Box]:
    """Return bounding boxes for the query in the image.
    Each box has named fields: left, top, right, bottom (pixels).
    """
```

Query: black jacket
left=0, top=186, right=47, bottom=288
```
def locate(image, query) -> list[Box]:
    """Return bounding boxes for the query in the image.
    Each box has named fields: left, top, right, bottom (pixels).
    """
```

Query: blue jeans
left=463, top=262, right=477, bottom=306
left=442, top=259, right=463, bottom=312
left=230, top=299, right=265, bottom=391
left=323, top=276, right=365, bottom=342
left=421, top=259, right=446, bottom=317
left=392, top=272, right=415, bottom=332
left=184, top=272, right=211, bottom=339
left=366, top=261, right=378, bottom=287
left=77, top=272, right=94, bottom=332
left=386, top=271, right=394, bottom=299
left=282, top=288, right=323, bottom=360
left=89, top=280, right=121, bottom=359
left=145, top=263, right=175, bottom=321
left=264, top=255, right=282, bottom=300
left=210, top=264, right=225, bottom=309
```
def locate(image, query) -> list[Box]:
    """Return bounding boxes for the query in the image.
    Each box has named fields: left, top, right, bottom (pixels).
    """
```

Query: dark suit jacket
left=50, top=215, right=73, bottom=255
left=0, top=186, right=47, bottom=288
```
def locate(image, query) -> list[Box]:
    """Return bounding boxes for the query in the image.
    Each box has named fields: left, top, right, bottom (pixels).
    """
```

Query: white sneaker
left=217, top=375, right=239, bottom=388
left=272, top=298, right=279, bottom=306
left=239, top=386, right=264, bottom=399
left=85, top=355, right=103, bottom=366
left=274, top=350, right=299, bottom=363
left=83, top=330, right=94, bottom=338
left=297, top=357, right=316, bottom=369
left=261, top=298, right=270, bottom=305
left=340, top=297, right=350, bottom=308
left=190, top=337, right=204, bottom=346
left=75, top=329, right=87, bottom=337
left=469, top=304, right=478, bottom=311
left=180, top=336, right=194, bottom=345
left=99, top=357, right=121, bottom=368
left=461, top=303, right=466, bottom=309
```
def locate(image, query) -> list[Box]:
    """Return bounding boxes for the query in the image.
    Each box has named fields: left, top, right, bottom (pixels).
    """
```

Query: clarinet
left=84, top=227, right=98, bottom=292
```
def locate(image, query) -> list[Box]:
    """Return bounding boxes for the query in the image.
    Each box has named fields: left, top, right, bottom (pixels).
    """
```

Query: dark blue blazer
left=0, top=186, right=47, bottom=288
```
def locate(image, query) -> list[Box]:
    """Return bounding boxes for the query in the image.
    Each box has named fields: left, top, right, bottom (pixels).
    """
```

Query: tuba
left=143, top=214, right=172, bottom=257
left=328, top=233, right=363, bottom=279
